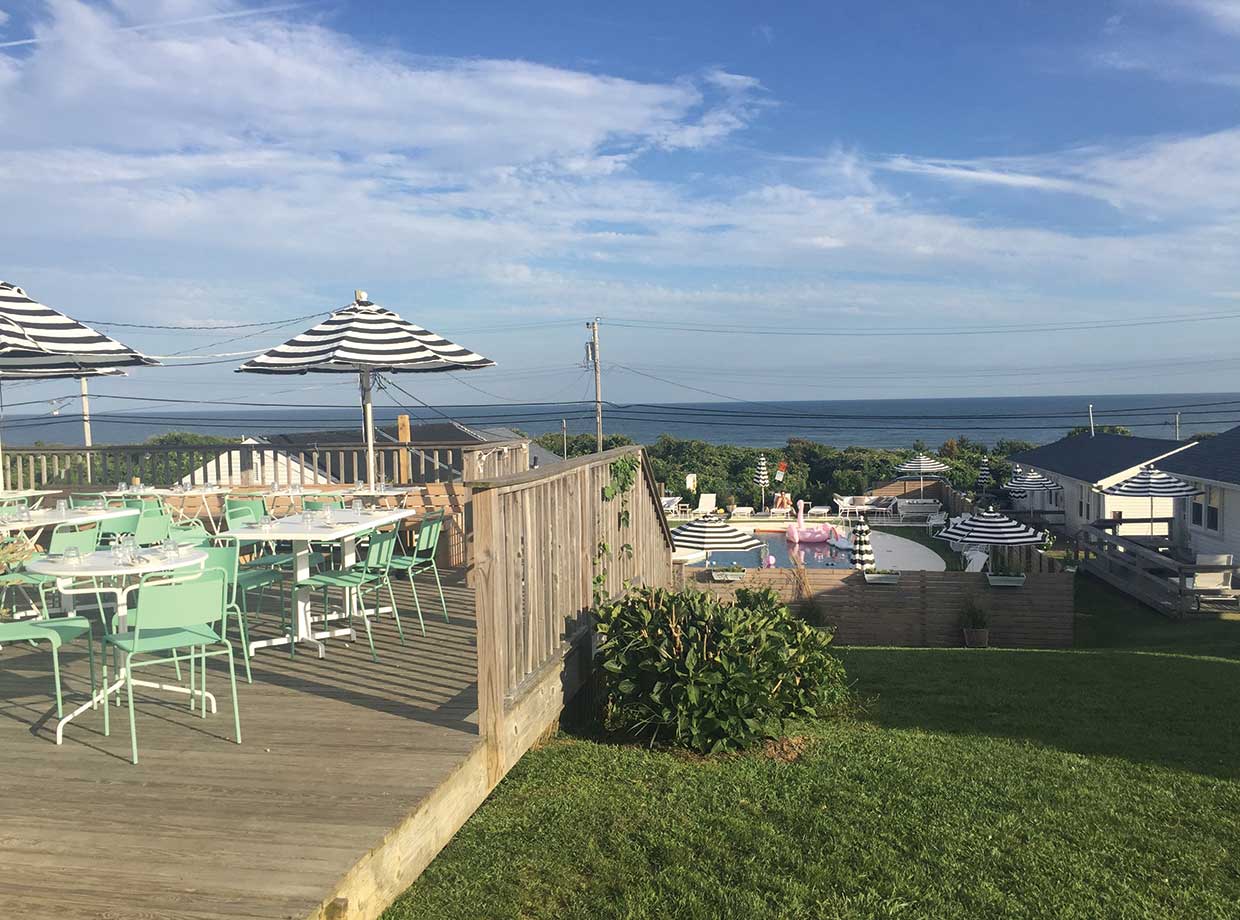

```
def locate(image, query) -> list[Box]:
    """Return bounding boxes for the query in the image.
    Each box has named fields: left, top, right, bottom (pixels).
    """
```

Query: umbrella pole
left=0, top=378, right=6, bottom=492
left=359, top=368, right=377, bottom=490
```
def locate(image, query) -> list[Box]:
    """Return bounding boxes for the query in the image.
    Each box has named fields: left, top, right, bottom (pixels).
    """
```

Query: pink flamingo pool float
left=787, top=500, right=851, bottom=547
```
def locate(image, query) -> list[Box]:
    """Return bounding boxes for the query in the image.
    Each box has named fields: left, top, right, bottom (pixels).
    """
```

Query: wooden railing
left=469, top=446, right=674, bottom=782
left=0, top=439, right=528, bottom=489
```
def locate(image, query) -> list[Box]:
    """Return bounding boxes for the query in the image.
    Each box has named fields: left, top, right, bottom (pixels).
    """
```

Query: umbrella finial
left=354, top=289, right=368, bottom=303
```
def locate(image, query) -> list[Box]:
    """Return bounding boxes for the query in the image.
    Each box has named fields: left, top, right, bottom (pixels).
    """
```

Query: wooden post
left=472, top=487, right=507, bottom=784
left=397, top=413, right=411, bottom=483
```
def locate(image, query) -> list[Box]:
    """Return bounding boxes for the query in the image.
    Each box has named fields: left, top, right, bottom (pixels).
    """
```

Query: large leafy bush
left=594, top=586, right=847, bottom=753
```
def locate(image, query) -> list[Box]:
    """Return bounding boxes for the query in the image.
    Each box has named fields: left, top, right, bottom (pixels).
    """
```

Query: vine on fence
left=593, top=452, right=642, bottom=606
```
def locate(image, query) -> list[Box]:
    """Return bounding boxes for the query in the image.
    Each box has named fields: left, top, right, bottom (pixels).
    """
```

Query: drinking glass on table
left=63, top=546, right=81, bottom=566
left=260, top=514, right=274, bottom=532
left=55, top=499, right=68, bottom=515
left=322, top=505, right=334, bottom=525
left=351, top=499, right=363, bottom=514
left=161, top=537, right=179, bottom=560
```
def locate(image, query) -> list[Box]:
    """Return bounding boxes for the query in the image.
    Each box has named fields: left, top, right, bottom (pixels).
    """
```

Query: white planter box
left=986, top=574, right=1026, bottom=588
left=864, top=572, right=901, bottom=585
left=710, top=570, right=746, bottom=583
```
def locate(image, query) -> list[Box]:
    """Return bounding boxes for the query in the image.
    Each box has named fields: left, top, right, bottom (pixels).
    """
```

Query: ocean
left=3, top=392, right=1238, bottom=450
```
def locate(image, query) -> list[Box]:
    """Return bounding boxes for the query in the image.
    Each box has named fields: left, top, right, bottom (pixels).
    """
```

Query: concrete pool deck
left=681, top=521, right=948, bottom=572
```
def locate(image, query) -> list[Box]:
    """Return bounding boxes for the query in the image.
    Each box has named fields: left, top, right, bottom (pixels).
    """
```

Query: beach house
left=1009, top=433, right=1196, bottom=536
left=1159, top=425, right=1240, bottom=559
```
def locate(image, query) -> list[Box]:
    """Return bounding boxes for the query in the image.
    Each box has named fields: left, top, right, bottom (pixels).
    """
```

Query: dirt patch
left=761, top=735, right=810, bottom=764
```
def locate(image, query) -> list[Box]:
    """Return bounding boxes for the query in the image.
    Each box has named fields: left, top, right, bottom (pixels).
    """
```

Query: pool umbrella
left=934, top=507, right=1043, bottom=548
left=897, top=452, right=948, bottom=498
left=0, top=282, right=157, bottom=490
left=753, top=455, right=769, bottom=510
left=850, top=520, right=875, bottom=573
left=975, top=457, right=992, bottom=495
left=1100, top=465, right=1201, bottom=537
left=670, top=517, right=762, bottom=555
left=238, top=290, right=494, bottom=489
left=1004, top=466, right=1063, bottom=493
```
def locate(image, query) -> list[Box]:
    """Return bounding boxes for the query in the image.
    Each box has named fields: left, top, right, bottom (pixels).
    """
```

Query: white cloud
left=1179, top=0, right=1240, bottom=33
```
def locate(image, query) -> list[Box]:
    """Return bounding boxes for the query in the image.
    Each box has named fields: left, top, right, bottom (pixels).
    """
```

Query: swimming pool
left=690, top=530, right=946, bottom=572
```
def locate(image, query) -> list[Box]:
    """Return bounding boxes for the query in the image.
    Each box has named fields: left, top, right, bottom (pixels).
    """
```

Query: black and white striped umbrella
left=239, top=291, right=494, bottom=487
left=1004, top=466, right=1063, bottom=492
left=753, top=454, right=769, bottom=508
left=0, top=282, right=157, bottom=376
left=1101, top=466, right=1201, bottom=536
left=0, top=282, right=156, bottom=490
left=897, top=452, right=948, bottom=495
left=975, top=457, right=992, bottom=492
left=850, top=520, right=875, bottom=572
left=671, top=518, right=762, bottom=554
left=934, top=507, right=1043, bottom=546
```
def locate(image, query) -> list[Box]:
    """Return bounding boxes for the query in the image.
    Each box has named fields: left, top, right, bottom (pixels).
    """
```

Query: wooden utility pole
left=1175, top=412, right=1181, bottom=441
left=1088, top=403, right=1095, bottom=437
left=561, top=418, right=568, bottom=459
left=589, top=319, right=603, bottom=453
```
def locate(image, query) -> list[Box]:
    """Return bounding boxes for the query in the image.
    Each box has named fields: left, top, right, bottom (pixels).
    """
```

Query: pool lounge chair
left=730, top=506, right=754, bottom=518
left=691, top=493, right=717, bottom=517
left=925, top=511, right=948, bottom=533
left=808, top=505, right=833, bottom=518
left=661, top=496, right=682, bottom=515
left=964, top=550, right=989, bottom=573
left=1188, top=553, right=1238, bottom=610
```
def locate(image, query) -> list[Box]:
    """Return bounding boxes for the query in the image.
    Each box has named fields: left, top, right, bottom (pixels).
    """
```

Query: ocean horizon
left=4, top=391, right=1239, bottom=451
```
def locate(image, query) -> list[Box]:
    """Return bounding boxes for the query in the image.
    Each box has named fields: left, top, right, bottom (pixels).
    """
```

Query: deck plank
left=0, top=572, right=478, bottom=920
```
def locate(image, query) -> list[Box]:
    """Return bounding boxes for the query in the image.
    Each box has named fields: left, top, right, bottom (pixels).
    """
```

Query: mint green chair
left=99, top=509, right=141, bottom=544
left=225, top=506, right=325, bottom=573
left=102, top=568, right=240, bottom=765
left=225, top=495, right=267, bottom=521
left=169, top=521, right=210, bottom=546
left=200, top=537, right=285, bottom=683
left=295, top=529, right=401, bottom=662
left=3, top=523, right=105, bottom=620
left=303, top=498, right=345, bottom=511
left=0, top=616, right=96, bottom=718
left=133, top=510, right=172, bottom=547
left=70, top=493, right=108, bottom=509
left=388, top=510, right=447, bottom=634
left=122, top=496, right=163, bottom=514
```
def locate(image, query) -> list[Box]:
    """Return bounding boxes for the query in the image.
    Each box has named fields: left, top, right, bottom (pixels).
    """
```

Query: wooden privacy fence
left=469, top=446, right=674, bottom=782
left=0, top=439, right=528, bottom=489
left=690, top=568, right=1074, bottom=648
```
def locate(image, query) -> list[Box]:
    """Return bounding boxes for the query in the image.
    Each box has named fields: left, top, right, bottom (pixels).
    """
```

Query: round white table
left=26, top=548, right=210, bottom=744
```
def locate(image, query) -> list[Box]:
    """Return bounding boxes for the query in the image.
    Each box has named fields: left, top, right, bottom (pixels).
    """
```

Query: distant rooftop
left=1009, top=432, right=1189, bottom=484
left=1161, top=425, right=1240, bottom=487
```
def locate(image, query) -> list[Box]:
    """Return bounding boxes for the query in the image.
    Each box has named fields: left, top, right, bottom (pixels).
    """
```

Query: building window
left=1191, top=488, right=1204, bottom=527
left=1190, top=484, right=1223, bottom=533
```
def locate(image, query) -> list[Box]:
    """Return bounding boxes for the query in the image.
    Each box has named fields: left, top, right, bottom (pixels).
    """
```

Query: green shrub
left=594, top=586, right=848, bottom=753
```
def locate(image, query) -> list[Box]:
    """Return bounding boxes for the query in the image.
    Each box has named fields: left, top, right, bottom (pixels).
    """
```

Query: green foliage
left=143, top=431, right=235, bottom=447
left=534, top=432, right=635, bottom=459
left=1066, top=425, right=1132, bottom=437
left=595, top=586, right=848, bottom=753
left=959, top=595, right=989, bottom=629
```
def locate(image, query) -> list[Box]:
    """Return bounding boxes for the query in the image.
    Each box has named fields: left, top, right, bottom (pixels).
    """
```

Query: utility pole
left=561, top=418, right=568, bottom=459
left=588, top=318, right=603, bottom=453
left=1088, top=403, right=1095, bottom=438
left=1175, top=412, right=1181, bottom=441
left=81, top=378, right=94, bottom=483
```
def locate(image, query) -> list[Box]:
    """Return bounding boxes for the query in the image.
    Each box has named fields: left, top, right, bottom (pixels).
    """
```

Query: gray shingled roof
left=1161, top=425, right=1240, bottom=487
left=1008, top=433, right=1185, bottom=484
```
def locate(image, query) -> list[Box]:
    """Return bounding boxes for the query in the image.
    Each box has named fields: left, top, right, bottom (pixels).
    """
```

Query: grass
left=384, top=576, right=1240, bottom=920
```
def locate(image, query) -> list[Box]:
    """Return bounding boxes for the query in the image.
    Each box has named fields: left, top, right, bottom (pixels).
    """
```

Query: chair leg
left=188, top=645, right=196, bottom=710
left=85, top=630, right=97, bottom=709
left=199, top=646, right=208, bottom=718
left=408, top=572, right=427, bottom=636
left=431, top=562, right=448, bottom=622
left=102, top=652, right=110, bottom=736
left=224, top=642, right=241, bottom=744
left=233, top=603, right=252, bottom=684
left=125, top=656, right=138, bottom=765
left=357, top=589, right=377, bottom=663
left=386, top=578, right=405, bottom=645
left=49, top=643, right=64, bottom=719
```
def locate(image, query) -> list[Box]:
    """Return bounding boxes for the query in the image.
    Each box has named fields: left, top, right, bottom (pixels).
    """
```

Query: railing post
left=472, top=486, right=506, bottom=784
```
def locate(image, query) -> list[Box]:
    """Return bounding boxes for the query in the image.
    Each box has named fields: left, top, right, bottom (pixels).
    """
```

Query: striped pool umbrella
left=0, top=282, right=158, bottom=489
left=975, top=457, right=992, bottom=494
left=1101, top=465, right=1201, bottom=536
left=239, top=291, right=494, bottom=488
left=897, top=452, right=949, bottom=496
left=753, top=455, right=770, bottom=509
left=671, top=518, right=762, bottom=555
left=850, top=520, right=875, bottom=572
left=1004, top=466, right=1063, bottom=493
left=934, top=507, right=1043, bottom=547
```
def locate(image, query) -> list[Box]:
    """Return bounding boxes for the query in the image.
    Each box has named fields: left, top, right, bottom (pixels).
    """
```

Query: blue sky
left=3, top=0, right=1240, bottom=416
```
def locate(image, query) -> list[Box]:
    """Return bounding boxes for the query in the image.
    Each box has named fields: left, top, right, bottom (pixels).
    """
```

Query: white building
left=1160, top=425, right=1240, bottom=559
left=1009, top=433, right=1197, bottom=537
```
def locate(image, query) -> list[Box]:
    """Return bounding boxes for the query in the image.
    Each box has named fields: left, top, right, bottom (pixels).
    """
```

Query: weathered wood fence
left=0, top=439, right=528, bottom=489
left=469, top=446, right=674, bottom=783
left=690, top=568, right=1074, bottom=648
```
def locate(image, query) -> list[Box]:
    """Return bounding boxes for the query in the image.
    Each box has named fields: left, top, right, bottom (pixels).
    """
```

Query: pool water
left=690, top=533, right=853, bottom=570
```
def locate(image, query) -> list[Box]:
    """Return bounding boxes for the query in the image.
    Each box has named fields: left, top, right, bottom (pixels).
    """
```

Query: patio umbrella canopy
left=850, top=520, right=875, bottom=572
left=1004, top=466, right=1063, bottom=493
left=753, top=455, right=769, bottom=510
left=1100, top=465, right=1201, bottom=536
left=671, top=518, right=762, bottom=554
left=897, top=452, right=948, bottom=497
left=0, top=282, right=157, bottom=490
left=934, top=507, right=1043, bottom=547
left=238, top=291, right=495, bottom=488
left=975, top=457, right=992, bottom=494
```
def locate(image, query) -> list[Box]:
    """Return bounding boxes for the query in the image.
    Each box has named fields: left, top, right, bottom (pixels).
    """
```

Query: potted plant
left=710, top=562, right=747, bottom=583
left=960, top=596, right=990, bottom=648
left=986, top=554, right=1026, bottom=588
left=724, top=495, right=737, bottom=513
left=863, top=568, right=901, bottom=585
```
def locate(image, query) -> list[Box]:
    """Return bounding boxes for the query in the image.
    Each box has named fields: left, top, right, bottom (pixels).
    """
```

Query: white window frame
left=1188, top=482, right=1223, bottom=535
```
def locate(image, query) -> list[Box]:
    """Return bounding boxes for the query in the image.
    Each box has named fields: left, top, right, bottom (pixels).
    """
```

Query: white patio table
left=341, top=484, right=423, bottom=509
left=0, top=488, right=60, bottom=509
left=0, top=506, right=136, bottom=543
left=26, top=547, right=209, bottom=743
left=147, top=486, right=231, bottom=530
left=219, top=507, right=417, bottom=659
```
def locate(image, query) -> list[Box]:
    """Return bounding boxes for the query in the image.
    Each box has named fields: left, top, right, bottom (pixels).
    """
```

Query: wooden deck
left=0, top=571, right=479, bottom=920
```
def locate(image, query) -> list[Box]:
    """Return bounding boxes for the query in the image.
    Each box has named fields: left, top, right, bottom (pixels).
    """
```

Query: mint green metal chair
left=3, top=523, right=106, bottom=620
left=102, top=568, right=240, bottom=764
left=133, top=510, right=172, bottom=547
left=295, top=529, right=401, bottom=662
left=70, top=493, right=109, bottom=509
left=200, top=537, right=286, bottom=683
left=225, top=495, right=267, bottom=522
left=388, top=510, right=447, bottom=634
left=169, top=521, right=210, bottom=546
left=303, top=498, right=345, bottom=511
left=0, top=616, right=96, bottom=719
left=98, top=509, right=141, bottom=544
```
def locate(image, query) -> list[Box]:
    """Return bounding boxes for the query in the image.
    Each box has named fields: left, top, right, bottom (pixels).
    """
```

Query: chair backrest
left=1193, top=553, right=1234, bottom=590
left=696, top=493, right=717, bottom=514
left=70, top=493, right=106, bottom=509
left=225, top=506, right=258, bottom=530
left=226, top=496, right=267, bottom=521
left=200, top=537, right=241, bottom=603
left=361, top=528, right=398, bottom=572
left=99, top=509, right=141, bottom=539
left=131, top=568, right=228, bottom=640
left=134, top=512, right=172, bottom=546
left=964, top=551, right=989, bottom=573
left=48, top=522, right=101, bottom=556
left=169, top=521, right=210, bottom=546
left=411, top=510, right=445, bottom=563
left=304, top=498, right=345, bottom=511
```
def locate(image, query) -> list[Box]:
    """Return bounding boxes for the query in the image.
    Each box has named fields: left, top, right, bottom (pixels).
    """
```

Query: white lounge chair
left=730, top=506, right=754, bottom=518
left=661, top=496, right=682, bottom=515
left=1188, top=553, right=1237, bottom=609
left=692, top=493, right=717, bottom=517
left=925, top=511, right=948, bottom=533
left=808, top=505, right=833, bottom=518
left=964, top=550, right=989, bottom=573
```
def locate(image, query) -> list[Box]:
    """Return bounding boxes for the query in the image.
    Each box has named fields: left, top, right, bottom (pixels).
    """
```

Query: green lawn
left=384, top=576, right=1240, bottom=920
